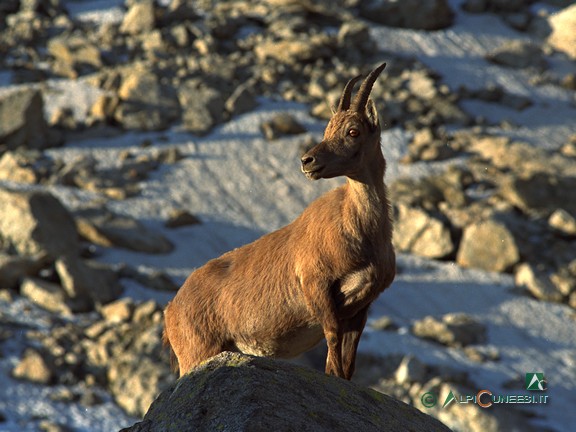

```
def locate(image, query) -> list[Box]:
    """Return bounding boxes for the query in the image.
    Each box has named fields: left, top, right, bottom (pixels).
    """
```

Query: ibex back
left=163, top=62, right=395, bottom=379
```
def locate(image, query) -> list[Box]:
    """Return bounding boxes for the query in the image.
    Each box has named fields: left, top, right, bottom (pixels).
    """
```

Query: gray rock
left=260, top=113, right=307, bottom=140
left=500, top=172, right=576, bottom=218
left=547, top=4, right=576, bottom=60
left=12, top=348, right=54, bottom=384
left=115, top=68, right=181, bottom=131
left=164, top=209, right=201, bottom=228
left=99, top=298, right=134, bottom=323
left=549, top=208, right=576, bottom=236
left=0, top=253, right=46, bottom=289
left=515, top=263, right=564, bottom=302
left=0, top=187, right=79, bottom=259
left=486, top=40, right=546, bottom=69
left=456, top=219, right=519, bottom=272
left=0, top=150, right=60, bottom=184
left=393, top=204, right=454, bottom=259
left=178, top=79, right=225, bottom=135
left=224, top=79, right=258, bottom=117
left=121, top=352, right=451, bottom=432
left=254, top=34, right=335, bottom=65
left=75, top=207, right=174, bottom=254
left=412, top=313, right=487, bottom=347
left=395, top=355, right=427, bottom=384
left=120, top=0, right=156, bottom=35
left=359, top=0, right=454, bottom=30
left=55, top=255, right=123, bottom=311
left=0, top=88, right=61, bottom=152
left=47, top=34, right=103, bottom=78
left=20, top=276, right=72, bottom=315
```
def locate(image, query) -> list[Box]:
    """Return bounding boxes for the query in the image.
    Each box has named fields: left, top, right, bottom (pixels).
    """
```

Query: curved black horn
left=350, top=62, right=387, bottom=112
left=337, top=75, right=362, bottom=112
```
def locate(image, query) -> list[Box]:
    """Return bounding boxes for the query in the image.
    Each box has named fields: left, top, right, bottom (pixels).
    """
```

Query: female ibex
left=163, top=63, right=395, bottom=380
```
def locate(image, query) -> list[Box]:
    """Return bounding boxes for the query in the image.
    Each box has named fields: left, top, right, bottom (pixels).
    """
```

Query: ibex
left=163, top=62, right=395, bottom=380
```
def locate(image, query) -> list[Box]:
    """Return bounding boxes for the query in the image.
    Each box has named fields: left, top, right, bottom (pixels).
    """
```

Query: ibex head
left=301, top=62, right=386, bottom=181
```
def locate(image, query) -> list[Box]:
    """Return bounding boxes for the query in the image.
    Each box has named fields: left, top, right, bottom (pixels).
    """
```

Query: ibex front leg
left=300, top=276, right=345, bottom=378
left=341, top=306, right=369, bottom=380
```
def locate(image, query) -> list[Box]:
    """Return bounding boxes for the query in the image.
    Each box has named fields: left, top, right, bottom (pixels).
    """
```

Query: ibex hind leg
left=164, top=302, right=225, bottom=377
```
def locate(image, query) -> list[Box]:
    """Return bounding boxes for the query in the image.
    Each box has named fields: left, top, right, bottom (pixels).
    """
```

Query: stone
left=120, top=0, right=156, bottom=35
left=515, top=263, right=564, bottom=302
left=395, top=355, right=427, bottom=384
left=12, top=348, right=54, bottom=384
left=120, top=266, right=179, bottom=292
left=412, top=313, right=487, bottom=347
left=20, top=277, right=72, bottom=315
left=224, top=79, right=258, bottom=117
left=75, top=207, right=174, bottom=254
left=260, top=113, right=307, bottom=140
left=456, top=219, right=519, bottom=272
left=121, top=352, right=451, bottom=432
left=55, top=256, right=123, bottom=311
left=0, top=88, right=60, bottom=152
left=500, top=172, right=576, bottom=217
left=100, top=298, right=134, bottom=323
left=254, top=34, right=334, bottom=65
left=0, top=253, right=46, bottom=289
left=47, top=34, right=103, bottom=77
left=549, top=208, right=576, bottom=236
left=0, top=150, right=59, bottom=184
left=164, top=209, right=201, bottom=228
left=0, top=187, right=79, bottom=258
left=178, top=79, right=225, bottom=135
left=393, top=205, right=454, bottom=259
left=369, top=315, right=398, bottom=331
left=359, top=0, right=454, bottom=30
left=547, top=4, right=576, bottom=60
left=115, top=68, right=181, bottom=131
left=486, top=40, right=546, bottom=69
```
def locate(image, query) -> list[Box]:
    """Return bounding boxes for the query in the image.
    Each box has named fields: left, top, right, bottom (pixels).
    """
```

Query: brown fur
left=163, top=63, right=395, bottom=379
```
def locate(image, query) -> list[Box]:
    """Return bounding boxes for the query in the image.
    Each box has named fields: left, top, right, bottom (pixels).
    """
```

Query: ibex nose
left=301, top=155, right=315, bottom=166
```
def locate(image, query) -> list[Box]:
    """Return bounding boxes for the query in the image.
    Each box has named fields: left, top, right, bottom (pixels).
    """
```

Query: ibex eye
left=348, top=128, right=359, bottom=137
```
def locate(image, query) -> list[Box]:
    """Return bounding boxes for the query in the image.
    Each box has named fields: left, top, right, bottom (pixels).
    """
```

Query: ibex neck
left=343, top=154, right=389, bottom=237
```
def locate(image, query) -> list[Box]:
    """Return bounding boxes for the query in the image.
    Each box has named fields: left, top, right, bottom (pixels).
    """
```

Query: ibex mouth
left=302, top=167, right=323, bottom=180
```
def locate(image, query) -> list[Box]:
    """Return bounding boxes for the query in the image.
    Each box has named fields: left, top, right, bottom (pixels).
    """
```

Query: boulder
left=456, top=219, right=519, bottom=272
left=47, top=34, right=103, bottom=77
left=178, top=79, right=225, bottom=135
left=0, top=88, right=60, bottom=152
left=0, top=187, right=79, bottom=259
left=486, top=40, right=545, bottom=69
left=547, top=4, right=576, bottom=60
left=121, top=352, right=451, bottom=432
left=393, top=205, right=454, bottom=259
left=55, top=255, right=123, bottom=310
left=260, top=113, right=307, bottom=140
left=359, top=0, right=454, bottom=30
left=412, top=313, right=487, bottom=347
left=115, top=68, right=181, bottom=131
left=12, top=348, right=55, bottom=385
left=20, top=276, right=72, bottom=315
left=0, top=253, right=46, bottom=289
left=500, top=172, right=576, bottom=218
left=515, top=263, right=564, bottom=303
left=75, top=207, right=174, bottom=254
left=120, top=0, right=157, bottom=35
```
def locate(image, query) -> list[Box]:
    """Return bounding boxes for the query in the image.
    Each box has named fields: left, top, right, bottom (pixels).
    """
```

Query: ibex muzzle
left=163, top=62, right=395, bottom=380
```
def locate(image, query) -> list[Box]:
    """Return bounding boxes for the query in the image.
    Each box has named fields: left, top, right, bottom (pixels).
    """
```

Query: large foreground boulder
left=121, top=352, right=451, bottom=432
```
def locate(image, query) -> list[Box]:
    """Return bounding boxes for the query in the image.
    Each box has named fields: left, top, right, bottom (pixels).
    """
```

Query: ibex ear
left=365, top=98, right=379, bottom=129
